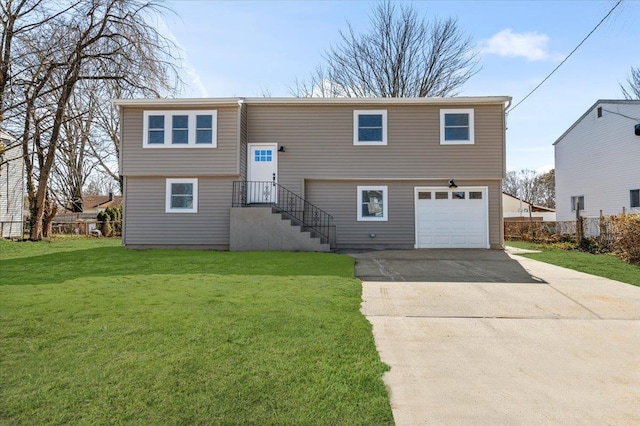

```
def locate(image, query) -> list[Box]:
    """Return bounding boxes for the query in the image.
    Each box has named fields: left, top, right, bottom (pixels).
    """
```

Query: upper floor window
left=440, top=109, right=474, bottom=145
left=357, top=185, right=388, bottom=221
left=354, top=110, right=387, bottom=145
left=166, top=178, right=198, bottom=213
left=631, top=189, right=640, bottom=208
left=570, top=195, right=584, bottom=212
left=143, top=110, right=217, bottom=148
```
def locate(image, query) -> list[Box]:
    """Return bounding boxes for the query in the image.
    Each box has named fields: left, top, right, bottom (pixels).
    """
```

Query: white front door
left=248, top=143, right=278, bottom=203
left=414, top=186, right=489, bottom=248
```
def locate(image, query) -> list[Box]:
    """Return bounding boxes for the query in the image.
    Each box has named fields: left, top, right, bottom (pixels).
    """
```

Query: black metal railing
left=232, top=181, right=333, bottom=245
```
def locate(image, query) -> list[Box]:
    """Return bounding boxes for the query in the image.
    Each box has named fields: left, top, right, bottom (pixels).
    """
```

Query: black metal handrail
left=232, top=181, right=333, bottom=245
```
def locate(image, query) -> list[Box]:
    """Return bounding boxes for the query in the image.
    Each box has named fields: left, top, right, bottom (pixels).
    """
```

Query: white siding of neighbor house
left=0, top=138, right=24, bottom=238
left=555, top=101, right=640, bottom=221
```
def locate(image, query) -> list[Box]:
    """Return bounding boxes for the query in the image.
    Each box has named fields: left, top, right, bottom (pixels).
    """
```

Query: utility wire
left=602, top=108, right=640, bottom=121
left=507, top=0, right=623, bottom=113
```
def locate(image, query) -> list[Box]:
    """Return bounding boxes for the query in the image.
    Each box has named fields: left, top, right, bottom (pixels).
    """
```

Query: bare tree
left=292, top=1, right=478, bottom=98
left=503, top=169, right=555, bottom=209
left=534, top=169, right=555, bottom=209
left=1, top=0, right=181, bottom=240
left=620, top=66, right=640, bottom=100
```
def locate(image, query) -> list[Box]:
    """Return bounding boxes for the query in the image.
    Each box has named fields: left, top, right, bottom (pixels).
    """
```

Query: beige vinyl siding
left=247, top=104, right=505, bottom=195
left=123, top=176, right=233, bottom=246
left=305, top=179, right=502, bottom=248
left=121, top=106, right=240, bottom=177
left=239, top=102, right=248, bottom=180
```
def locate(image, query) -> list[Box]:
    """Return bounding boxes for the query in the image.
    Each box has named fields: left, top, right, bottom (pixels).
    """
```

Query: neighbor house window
left=440, top=109, right=474, bottom=144
left=166, top=178, right=198, bottom=213
left=354, top=110, right=387, bottom=145
left=631, top=189, right=640, bottom=208
left=143, top=111, right=217, bottom=147
left=570, top=196, right=584, bottom=212
left=357, top=185, right=388, bottom=221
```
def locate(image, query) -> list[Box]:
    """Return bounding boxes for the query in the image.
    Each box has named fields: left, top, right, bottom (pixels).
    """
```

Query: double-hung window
left=354, top=110, right=387, bottom=145
left=166, top=178, right=198, bottom=213
left=630, top=189, right=640, bottom=208
left=570, top=195, right=584, bottom=212
left=440, top=109, right=474, bottom=144
left=172, top=115, right=189, bottom=144
left=357, top=185, right=388, bottom=221
left=143, top=110, right=217, bottom=147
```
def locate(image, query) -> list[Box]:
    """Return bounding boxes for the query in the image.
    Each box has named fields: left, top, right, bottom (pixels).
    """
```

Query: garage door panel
left=415, top=187, right=488, bottom=249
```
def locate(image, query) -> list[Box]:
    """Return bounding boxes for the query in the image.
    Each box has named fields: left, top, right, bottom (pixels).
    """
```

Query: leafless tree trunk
left=620, top=66, right=640, bottom=100
left=1, top=0, right=181, bottom=240
left=503, top=169, right=555, bottom=209
left=292, top=1, right=478, bottom=98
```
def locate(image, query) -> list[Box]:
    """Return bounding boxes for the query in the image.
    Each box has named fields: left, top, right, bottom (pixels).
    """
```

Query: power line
left=507, top=0, right=623, bottom=114
left=601, top=108, right=640, bottom=122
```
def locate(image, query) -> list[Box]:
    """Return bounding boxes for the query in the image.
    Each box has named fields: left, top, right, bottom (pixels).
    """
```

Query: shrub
left=612, top=214, right=640, bottom=264
left=578, top=237, right=610, bottom=254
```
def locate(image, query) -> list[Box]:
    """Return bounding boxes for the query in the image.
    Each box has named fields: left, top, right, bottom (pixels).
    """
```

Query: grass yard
left=0, top=237, right=393, bottom=425
left=507, top=240, right=640, bottom=287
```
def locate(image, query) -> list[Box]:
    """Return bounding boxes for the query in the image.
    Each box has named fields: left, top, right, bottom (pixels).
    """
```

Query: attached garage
left=414, top=186, right=489, bottom=249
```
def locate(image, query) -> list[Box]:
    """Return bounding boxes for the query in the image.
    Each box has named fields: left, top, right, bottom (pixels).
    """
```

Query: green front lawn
left=0, top=238, right=393, bottom=425
left=507, top=240, right=640, bottom=287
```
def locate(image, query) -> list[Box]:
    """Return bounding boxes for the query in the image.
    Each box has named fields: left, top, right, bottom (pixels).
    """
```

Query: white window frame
left=353, top=110, right=388, bottom=146
left=440, top=109, right=475, bottom=145
left=166, top=178, right=198, bottom=213
left=357, top=185, right=388, bottom=221
left=143, top=110, right=217, bottom=148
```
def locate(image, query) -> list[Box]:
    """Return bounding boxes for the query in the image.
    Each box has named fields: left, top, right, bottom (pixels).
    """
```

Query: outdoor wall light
left=369, top=233, right=376, bottom=238
left=278, top=146, right=286, bottom=152
left=448, top=179, right=458, bottom=189
left=635, top=124, right=640, bottom=136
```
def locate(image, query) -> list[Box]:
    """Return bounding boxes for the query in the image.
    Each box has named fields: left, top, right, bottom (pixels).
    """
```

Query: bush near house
left=506, top=214, right=640, bottom=265
left=96, top=206, right=122, bottom=237
left=612, top=214, right=640, bottom=264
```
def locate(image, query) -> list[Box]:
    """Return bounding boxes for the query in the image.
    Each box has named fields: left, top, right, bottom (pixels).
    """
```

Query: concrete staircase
left=230, top=207, right=330, bottom=252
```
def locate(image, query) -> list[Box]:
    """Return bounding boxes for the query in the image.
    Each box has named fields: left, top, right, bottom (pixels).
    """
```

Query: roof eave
left=112, top=96, right=512, bottom=108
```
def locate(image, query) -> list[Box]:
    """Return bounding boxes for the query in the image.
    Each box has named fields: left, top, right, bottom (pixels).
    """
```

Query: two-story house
left=0, top=129, right=24, bottom=238
left=115, top=97, right=511, bottom=251
left=554, top=100, right=640, bottom=221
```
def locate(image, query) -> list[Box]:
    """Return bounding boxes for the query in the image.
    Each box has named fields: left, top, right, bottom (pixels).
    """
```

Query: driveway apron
left=356, top=249, right=640, bottom=425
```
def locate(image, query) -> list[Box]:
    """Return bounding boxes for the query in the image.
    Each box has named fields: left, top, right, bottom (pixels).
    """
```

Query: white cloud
left=481, top=29, right=561, bottom=61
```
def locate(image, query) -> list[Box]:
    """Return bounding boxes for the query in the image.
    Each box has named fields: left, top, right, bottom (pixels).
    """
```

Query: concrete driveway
left=358, top=249, right=640, bottom=425
left=345, top=249, right=544, bottom=282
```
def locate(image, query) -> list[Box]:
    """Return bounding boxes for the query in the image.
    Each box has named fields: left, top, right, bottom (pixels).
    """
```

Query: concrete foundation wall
left=230, top=207, right=329, bottom=252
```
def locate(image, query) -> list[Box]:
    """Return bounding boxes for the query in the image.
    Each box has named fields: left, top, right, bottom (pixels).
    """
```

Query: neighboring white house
left=554, top=99, right=640, bottom=221
left=502, top=192, right=556, bottom=221
left=0, top=129, right=24, bottom=238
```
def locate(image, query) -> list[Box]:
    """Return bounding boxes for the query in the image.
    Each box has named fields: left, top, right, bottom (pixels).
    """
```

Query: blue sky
left=163, top=0, right=639, bottom=172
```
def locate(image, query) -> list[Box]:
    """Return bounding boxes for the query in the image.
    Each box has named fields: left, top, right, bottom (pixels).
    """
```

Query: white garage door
left=415, top=187, right=489, bottom=249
